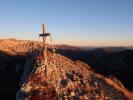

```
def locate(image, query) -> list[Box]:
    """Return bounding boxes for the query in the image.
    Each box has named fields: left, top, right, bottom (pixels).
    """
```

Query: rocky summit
left=15, top=43, right=132, bottom=99
left=0, top=39, right=132, bottom=100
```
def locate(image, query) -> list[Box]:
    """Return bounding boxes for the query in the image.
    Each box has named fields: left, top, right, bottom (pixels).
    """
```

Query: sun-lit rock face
left=0, top=39, right=29, bottom=55
left=16, top=49, right=130, bottom=100
left=0, top=39, right=40, bottom=55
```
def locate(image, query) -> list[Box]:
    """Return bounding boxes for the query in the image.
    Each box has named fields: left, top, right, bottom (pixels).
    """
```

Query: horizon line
left=0, top=38, right=133, bottom=47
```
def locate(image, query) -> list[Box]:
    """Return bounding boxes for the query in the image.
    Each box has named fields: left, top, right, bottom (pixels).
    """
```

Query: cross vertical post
left=39, top=24, right=51, bottom=64
left=42, top=24, right=47, bottom=62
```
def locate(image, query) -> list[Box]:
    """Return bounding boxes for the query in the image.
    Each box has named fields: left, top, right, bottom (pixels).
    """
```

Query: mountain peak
left=0, top=39, right=132, bottom=99
left=16, top=47, right=132, bottom=100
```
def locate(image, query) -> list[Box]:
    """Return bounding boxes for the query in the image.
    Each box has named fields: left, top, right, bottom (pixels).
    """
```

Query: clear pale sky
left=0, top=0, right=133, bottom=46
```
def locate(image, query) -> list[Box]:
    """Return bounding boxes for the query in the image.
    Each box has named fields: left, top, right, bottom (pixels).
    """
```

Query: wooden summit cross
left=39, top=24, right=51, bottom=64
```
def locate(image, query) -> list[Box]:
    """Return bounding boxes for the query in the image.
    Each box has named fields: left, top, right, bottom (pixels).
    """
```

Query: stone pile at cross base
left=16, top=49, right=129, bottom=100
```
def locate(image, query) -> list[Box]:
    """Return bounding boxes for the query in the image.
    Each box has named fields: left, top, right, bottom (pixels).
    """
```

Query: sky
left=0, top=0, right=133, bottom=46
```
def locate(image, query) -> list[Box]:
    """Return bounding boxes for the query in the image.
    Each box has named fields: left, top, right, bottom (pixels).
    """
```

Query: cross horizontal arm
left=39, top=33, right=51, bottom=37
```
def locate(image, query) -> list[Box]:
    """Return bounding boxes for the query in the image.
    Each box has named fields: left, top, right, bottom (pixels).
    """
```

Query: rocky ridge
left=16, top=48, right=132, bottom=99
left=0, top=39, right=132, bottom=100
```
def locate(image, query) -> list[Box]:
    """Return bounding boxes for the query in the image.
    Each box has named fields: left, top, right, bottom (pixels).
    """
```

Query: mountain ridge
left=0, top=39, right=132, bottom=99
